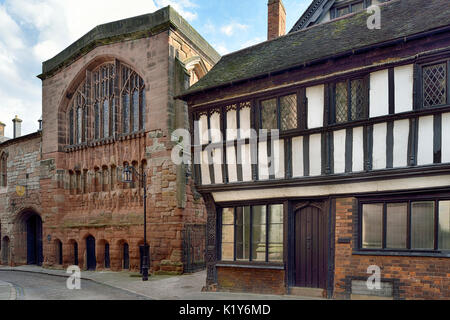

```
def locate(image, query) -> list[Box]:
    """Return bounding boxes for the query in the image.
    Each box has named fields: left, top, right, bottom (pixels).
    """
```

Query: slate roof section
left=181, top=0, right=450, bottom=98
left=39, top=6, right=220, bottom=80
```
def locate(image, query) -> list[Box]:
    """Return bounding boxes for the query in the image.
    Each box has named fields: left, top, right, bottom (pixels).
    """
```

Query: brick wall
left=217, top=266, right=286, bottom=295
left=334, top=197, right=450, bottom=300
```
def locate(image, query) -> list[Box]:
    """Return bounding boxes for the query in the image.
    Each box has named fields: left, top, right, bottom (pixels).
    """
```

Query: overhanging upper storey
left=179, top=0, right=450, bottom=194
left=38, top=6, right=220, bottom=80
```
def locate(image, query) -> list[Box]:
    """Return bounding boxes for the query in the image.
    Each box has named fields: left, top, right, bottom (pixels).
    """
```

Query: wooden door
left=86, top=236, right=96, bottom=271
left=294, top=203, right=327, bottom=289
left=123, top=243, right=129, bottom=270
left=27, top=215, right=43, bottom=266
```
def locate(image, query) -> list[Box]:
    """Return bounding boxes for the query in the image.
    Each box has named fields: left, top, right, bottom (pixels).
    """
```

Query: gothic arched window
left=0, top=153, right=7, bottom=187
left=67, top=61, right=146, bottom=146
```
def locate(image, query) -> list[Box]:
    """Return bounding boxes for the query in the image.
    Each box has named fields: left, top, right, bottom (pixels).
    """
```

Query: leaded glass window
left=132, top=90, right=139, bottom=132
left=122, top=93, right=130, bottom=134
left=103, top=100, right=109, bottom=138
left=69, top=109, right=74, bottom=145
left=0, top=153, right=7, bottom=187
left=261, top=94, right=298, bottom=131
left=423, top=63, right=447, bottom=108
left=94, top=103, right=100, bottom=140
left=66, top=61, right=145, bottom=145
left=280, top=94, right=297, bottom=131
left=334, top=78, right=366, bottom=124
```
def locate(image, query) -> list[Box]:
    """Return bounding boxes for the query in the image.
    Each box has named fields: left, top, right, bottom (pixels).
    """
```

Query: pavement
left=0, top=265, right=319, bottom=300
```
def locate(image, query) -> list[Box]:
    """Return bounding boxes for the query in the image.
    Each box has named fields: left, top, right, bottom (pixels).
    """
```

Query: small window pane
left=439, top=201, right=450, bottom=250
left=222, top=208, right=234, bottom=225
left=69, top=109, right=74, bottom=145
left=77, top=107, right=82, bottom=144
left=132, top=90, right=139, bottom=132
left=252, top=206, right=267, bottom=262
left=280, top=94, right=297, bottom=131
left=351, top=2, right=364, bottom=12
left=386, top=203, right=407, bottom=249
left=103, top=100, right=109, bottom=138
left=261, top=98, right=278, bottom=130
left=411, top=202, right=435, bottom=250
left=94, top=103, right=100, bottom=140
left=423, top=63, right=447, bottom=108
left=337, top=6, right=349, bottom=17
left=335, top=81, right=348, bottom=123
left=351, top=79, right=365, bottom=120
left=236, top=207, right=250, bottom=261
left=123, top=93, right=130, bottom=133
left=140, top=90, right=146, bottom=130
left=269, top=205, right=284, bottom=262
left=362, top=204, right=383, bottom=249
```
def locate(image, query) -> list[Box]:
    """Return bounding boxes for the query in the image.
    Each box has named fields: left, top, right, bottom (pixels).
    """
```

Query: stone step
left=289, top=287, right=325, bottom=298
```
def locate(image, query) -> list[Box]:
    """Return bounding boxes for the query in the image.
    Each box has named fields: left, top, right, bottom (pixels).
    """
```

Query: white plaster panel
left=200, top=149, right=211, bottom=185
left=394, top=64, right=414, bottom=114
left=442, top=113, right=450, bottom=163
left=393, top=119, right=409, bottom=168
left=213, top=148, right=223, bottom=184
left=226, top=146, right=238, bottom=183
left=417, top=116, right=434, bottom=166
left=372, top=122, right=387, bottom=170
left=309, top=134, right=322, bottom=176
left=210, top=112, right=222, bottom=143
left=241, top=144, right=253, bottom=182
left=292, top=136, right=304, bottom=178
left=370, top=69, right=389, bottom=118
left=258, top=141, right=269, bottom=180
left=274, top=139, right=285, bottom=179
left=333, top=129, right=346, bottom=174
left=240, top=107, right=252, bottom=139
left=307, top=85, right=324, bottom=129
left=198, top=114, right=208, bottom=145
left=226, top=110, right=237, bottom=141
left=352, top=127, right=364, bottom=172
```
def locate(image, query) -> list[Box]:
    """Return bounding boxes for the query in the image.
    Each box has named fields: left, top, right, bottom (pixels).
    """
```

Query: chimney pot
left=268, top=0, right=286, bottom=40
left=12, top=115, right=22, bottom=139
left=0, top=122, right=5, bottom=138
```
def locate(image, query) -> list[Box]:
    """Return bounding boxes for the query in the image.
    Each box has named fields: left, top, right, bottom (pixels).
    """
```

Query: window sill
left=216, top=261, right=285, bottom=270
left=353, top=250, right=450, bottom=258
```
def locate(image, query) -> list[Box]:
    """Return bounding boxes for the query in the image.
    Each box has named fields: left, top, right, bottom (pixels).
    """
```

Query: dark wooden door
left=27, top=215, right=43, bottom=266
left=104, top=244, right=110, bottom=269
left=74, top=243, right=79, bottom=266
left=294, top=203, right=327, bottom=289
left=123, top=243, right=129, bottom=270
left=86, top=236, right=96, bottom=271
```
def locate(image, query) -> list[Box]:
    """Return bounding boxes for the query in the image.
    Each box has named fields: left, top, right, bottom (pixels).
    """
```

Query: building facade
left=180, top=0, right=450, bottom=299
left=0, top=6, right=219, bottom=274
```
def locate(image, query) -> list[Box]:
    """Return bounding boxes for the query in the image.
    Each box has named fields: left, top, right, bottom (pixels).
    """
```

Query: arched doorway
left=26, top=214, right=43, bottom=265
left=123, top=243, right=129, bottom=270
left=55, top=240, right=63, bottom=265
left=1, top=237, right=9, bottom=265
left=294, top=202, right=327, bottom=289
left=104, top=243, right=110, bottom=269
left=86, top=236, right=96, bottom=271
left=69, top=240, right=79, bottom=266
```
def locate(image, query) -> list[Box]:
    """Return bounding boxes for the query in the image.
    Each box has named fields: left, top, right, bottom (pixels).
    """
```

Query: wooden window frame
left=218, top=203, right=284, bottom=264
left=416, top=59, right=450, bottom=110
left=330, top=0, right=372, bottom=19
left=328, top=76, right=369, bottom=125
left=258, top=92, right=301, bottom=132
left=357, top=193, right=450, bottom=256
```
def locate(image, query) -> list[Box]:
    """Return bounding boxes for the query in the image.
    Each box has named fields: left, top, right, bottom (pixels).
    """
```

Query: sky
left=0, top=0, right=310, bottom=138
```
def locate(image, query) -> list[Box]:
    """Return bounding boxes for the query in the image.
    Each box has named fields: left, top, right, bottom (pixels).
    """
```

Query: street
left=0, top=271, right=148, bottom=300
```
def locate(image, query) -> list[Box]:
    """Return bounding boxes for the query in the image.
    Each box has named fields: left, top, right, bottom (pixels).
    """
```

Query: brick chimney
left=268, top=0, right=286, bottom=40
left=12, top=115, right=22, bottom=138
left=0, top=121, right=5, bottom=138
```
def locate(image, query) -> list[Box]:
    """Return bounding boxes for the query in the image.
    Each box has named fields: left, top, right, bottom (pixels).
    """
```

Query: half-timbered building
left=180, top=0, right=450, bottom=299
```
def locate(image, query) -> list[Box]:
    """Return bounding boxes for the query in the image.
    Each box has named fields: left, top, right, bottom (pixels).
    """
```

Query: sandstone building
left=0, top=6, right=219, bottom=274
left=180, top=0, right=450, bottom=299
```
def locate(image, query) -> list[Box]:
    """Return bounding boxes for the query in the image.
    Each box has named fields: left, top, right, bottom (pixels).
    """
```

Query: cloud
left=0, top=0, right=199, bottom=138
left=220, top=22, right=248, bottom=36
